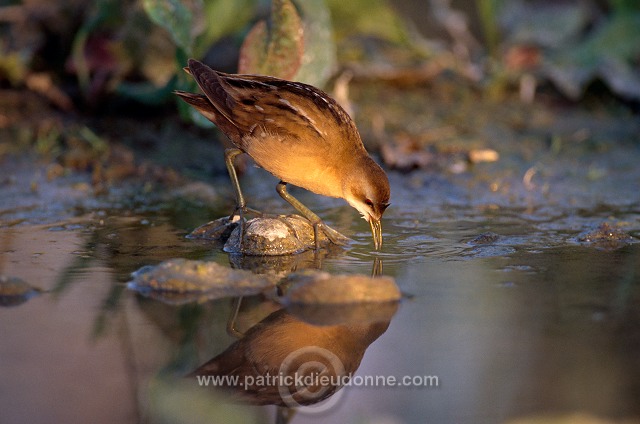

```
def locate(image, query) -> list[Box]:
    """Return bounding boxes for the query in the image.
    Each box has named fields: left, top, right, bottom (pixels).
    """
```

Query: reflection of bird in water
left=190, top=306, right=393, bottom=408
left=175, top=59, right=390, bottom=250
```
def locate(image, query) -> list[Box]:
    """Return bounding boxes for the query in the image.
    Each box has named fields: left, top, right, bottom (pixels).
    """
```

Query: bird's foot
left=229, top=207, right=253, bottom=251
left=229, top=206, right=267, bottom=239
left=314, top=221, right=351, bottom=249
left=230, top=206, right=264, bottom=221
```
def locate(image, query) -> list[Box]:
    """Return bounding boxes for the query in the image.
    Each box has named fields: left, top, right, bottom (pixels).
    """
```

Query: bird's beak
left=369, top=217, right=383, bottom=250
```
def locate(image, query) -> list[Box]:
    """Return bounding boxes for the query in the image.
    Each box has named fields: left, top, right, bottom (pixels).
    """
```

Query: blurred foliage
left=197, top=0, right=257, bottom=55
left=0, top=0, right=639, bottom=119
left=544, top=4, right=640, bottom=100
left=491, top=0, right=640, bottom=101
left=477, top=0, right=500, bottom=58
left=234, top=0, right=335, bottom=87
left=292, top=0, right=335, bottom=87
left=142, top=0, right=193, bottom=54
left=125, top=0, right=338, bottom=124
left=238, top=0, right=304, bottom=79
left=0, top=44, right=27, bottom=86
left=327, top=0, right=410, bottom=45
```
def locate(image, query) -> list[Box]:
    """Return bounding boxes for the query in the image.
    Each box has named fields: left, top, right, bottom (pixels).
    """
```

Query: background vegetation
left=0, top=0, right=638, bottom=181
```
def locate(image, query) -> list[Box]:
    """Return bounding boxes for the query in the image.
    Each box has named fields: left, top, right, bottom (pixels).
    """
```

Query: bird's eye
left=365, top=199, right=374, bottom=208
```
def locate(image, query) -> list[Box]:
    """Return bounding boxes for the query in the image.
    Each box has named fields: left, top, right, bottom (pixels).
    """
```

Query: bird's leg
left=225, top=148, right=265, bottom=217
left=226, top=296, right=244, bottom=338
left=224, top=148, right=249, bottom=249
left=372, top=256, right=383, bottom=276
left=224, top=148, right=264, bottom=247
left=225, top=148, right=247, bottom=216
left=276, top=181, right=350, bottom=249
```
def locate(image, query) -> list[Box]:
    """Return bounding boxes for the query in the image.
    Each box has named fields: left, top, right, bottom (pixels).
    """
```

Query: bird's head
left=343, top=157, right=390, bottom=250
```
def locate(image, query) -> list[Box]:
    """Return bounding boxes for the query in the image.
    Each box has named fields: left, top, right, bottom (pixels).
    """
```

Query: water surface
left=2, top=154, right=639, bottom=423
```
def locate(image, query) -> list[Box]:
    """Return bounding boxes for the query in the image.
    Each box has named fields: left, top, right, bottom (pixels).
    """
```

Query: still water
left=1, top=161, right=640, bottom=424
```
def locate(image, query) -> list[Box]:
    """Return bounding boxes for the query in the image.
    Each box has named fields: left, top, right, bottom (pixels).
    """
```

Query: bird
left=175, top=59, right=390, bottom=250
left=189, top=306, right=392, bottom=407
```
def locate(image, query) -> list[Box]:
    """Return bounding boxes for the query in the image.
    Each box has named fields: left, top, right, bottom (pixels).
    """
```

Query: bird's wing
left=181, top=59, right=365, bottom=155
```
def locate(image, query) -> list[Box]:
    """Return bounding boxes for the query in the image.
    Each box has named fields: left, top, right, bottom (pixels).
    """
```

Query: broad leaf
left=238, top=0, right=304, bottom=79
left=143, top=0, right=194, bottom=53
left=294, top=0, right=337, bottom=87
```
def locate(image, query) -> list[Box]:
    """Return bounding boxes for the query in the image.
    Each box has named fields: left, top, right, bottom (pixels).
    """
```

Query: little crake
left=175, top=59, right=390, bottom=250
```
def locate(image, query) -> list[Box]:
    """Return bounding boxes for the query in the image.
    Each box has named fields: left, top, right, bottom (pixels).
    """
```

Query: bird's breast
left=243, top=134, right=347, bottom=198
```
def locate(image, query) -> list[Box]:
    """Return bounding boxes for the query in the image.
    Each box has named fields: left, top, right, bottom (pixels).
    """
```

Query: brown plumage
left=190, top=308, right=390, bottom=407
left=175, top=59, right=390, bottom=249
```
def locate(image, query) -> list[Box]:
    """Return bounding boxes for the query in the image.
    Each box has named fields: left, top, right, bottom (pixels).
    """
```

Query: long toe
left=317, top=222, right=351, bottom=247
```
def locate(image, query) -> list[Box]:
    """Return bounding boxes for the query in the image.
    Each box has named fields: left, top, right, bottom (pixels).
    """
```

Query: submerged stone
left=577, top=222, right=635, bottom=250
left=127, top=258, right=277, bottom=304
left=468, top=232, right=500, bottom=245
left=0, top=276, right=43, bottom=307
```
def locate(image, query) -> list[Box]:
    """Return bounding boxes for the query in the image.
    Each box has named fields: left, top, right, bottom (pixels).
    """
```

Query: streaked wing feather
left=174, top=90, right=242, bottom=141
left=187, top=59, right=237, bottom=125
left=182, top=59, right=365, bottom=155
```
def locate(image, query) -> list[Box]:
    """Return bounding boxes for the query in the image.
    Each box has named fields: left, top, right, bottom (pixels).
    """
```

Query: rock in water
left=224, top=215, right=330, bottom=255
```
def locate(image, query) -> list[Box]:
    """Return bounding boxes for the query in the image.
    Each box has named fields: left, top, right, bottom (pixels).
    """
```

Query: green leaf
left=238, top=0, right=304, bottom=79
left=544, top=11, right=640, bottom=99
left=572, top=12, right=640, bottom=63
left=266, top=0, right=304, bottom=76
left=293, top=0, right=337, bottom=87
left=499, top=0, right=590, bottom=47
left=195, top=0, right=257, bottom=57
left=238, top=20, right=269, bottom=75
left=143, top=0, right=194, bottom=53
left=609, top=0, right=640, bottom=13
left=326, top=0, right=410, bottom=45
